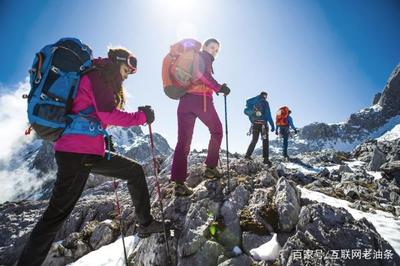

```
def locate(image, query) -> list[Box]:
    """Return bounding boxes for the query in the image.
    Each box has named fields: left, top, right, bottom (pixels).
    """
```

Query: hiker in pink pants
left=171, top=38, right=231, bottom=196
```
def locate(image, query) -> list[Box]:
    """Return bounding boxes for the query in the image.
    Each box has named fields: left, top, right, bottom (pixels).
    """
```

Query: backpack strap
left=62, top=106, right=112, bottom=160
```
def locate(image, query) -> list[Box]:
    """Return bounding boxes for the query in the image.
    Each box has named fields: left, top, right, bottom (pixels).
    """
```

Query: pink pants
left=171, top=94, right=223, bottom=182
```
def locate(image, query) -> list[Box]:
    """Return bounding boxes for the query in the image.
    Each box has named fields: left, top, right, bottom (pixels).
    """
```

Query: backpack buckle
left=89, top=122, right=95, bottom=131
left=40, top=93, right=48, bottom=100
left=51, top=66, right=60, bottom=74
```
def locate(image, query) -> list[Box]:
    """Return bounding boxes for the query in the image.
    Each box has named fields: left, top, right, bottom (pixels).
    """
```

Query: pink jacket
left=54, top=70, right=147, bottom=156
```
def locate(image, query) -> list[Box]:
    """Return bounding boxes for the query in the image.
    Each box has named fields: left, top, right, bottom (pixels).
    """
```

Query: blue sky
left=0, top=0, right=399, bottom=153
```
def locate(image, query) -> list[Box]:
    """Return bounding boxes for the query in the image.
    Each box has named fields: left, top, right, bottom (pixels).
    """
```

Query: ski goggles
left=115, top=55, right=137, bottom=74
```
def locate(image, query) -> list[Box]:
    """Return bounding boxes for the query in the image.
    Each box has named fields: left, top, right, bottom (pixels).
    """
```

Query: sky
left=0, top=0, right=399, bottom=153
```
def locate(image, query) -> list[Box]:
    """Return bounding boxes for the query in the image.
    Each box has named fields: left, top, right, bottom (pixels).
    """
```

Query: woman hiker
left=170, top=38, right=231, bottom=196
left=17, top=47, right=166, bottom=266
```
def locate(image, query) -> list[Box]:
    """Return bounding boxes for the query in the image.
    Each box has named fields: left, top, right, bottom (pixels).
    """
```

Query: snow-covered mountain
left=270, top=64, right=400, bottom=155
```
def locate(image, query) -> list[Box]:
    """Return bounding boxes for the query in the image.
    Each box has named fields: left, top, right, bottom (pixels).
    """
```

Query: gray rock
left=338, top=181, right=360, bottom=200
left=373, top=92, right=382, bottom=105
left=318, top=168, right=330, bottom=178
left=338, top=164, right=353, bottom=173
left=32, top=141, right=56, bottom=174
left=177, top=240, right=226, bottom=266
left=42, top=242, right=74, bottom=266
left=230, top=160, right=263, bottom=176
left=395, top=206, right=400, bottom=217
left=89, top=222, right=117, bottom=250
left=219, top=200, right=241, bottom=249
left=279, top=202, right=400, bottom=265
left=389, top=192, right=400, bottom=205
left=260, top=171, right=277, bottom=187
left=381, top=160, right=400, bottom=179
left=274, top=178, right=301, bottom=232
left=240, top=188, right=277, bottom=235
left=218, top=254, right=253, bottom=266
left=132, top=233, right=176, bottom=266
left=164, top=196, right=192, bottom=230
left=177, top=198, right=220, bottom=257
left=186, top=164, right=205, bottom=188
left=242, top=231, right=272, bottom=254
left=368, top=147, right=386, bottom=171
left=71, top=239, right=91, bottom=259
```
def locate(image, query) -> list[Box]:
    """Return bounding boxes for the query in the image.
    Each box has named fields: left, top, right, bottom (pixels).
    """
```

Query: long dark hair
left=94, top=47, right=132, bottom=110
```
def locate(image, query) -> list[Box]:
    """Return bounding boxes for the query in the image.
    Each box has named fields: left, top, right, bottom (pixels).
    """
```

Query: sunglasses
left=116, top=55, right=137, bottom=74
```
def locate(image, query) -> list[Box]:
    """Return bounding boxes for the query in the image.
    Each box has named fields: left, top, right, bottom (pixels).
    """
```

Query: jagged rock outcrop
left=279, top=203, right=400, bottom=266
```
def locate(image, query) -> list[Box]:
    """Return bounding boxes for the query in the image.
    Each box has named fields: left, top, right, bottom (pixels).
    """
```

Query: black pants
left=245, top=123, right=269, bottom=160
left=17, top=151, right=152, bottom=266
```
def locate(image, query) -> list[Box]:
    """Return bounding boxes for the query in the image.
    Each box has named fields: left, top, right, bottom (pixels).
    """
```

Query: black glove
left=138, top=105, right=155, bottom=124
left=218, top=83, right=231, bottom=96
left=104, top=135, right=116, bottom=152
left=294, top=129, right=298, bottom=134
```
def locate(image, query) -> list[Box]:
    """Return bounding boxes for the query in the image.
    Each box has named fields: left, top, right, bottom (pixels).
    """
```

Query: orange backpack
left=161, top=39, right=202, bottom=100
left=276, top=106, right=290, bottom=126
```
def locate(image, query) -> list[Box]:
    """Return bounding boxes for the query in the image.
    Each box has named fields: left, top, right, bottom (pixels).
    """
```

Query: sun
left=176, top=22, right=198, bottom=40
left=152, top=0, right=197, bottom=15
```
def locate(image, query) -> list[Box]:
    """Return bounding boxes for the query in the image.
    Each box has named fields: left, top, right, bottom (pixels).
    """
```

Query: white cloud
left=0, top=80, right=34, bottom=161
left=0, top=80, right=50, bottom=203
left=0, top=166, right=53, bottom=203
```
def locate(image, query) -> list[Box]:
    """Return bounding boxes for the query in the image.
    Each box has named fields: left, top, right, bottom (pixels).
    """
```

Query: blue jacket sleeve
left=288, top=116, right=296, bottom=130
left=263, top=101, right=275, bottom=130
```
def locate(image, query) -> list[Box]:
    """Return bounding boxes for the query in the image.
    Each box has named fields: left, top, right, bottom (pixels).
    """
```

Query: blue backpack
left=244, top=96, right=263, bottom=122
left=25, top=38, right=95, bottom=141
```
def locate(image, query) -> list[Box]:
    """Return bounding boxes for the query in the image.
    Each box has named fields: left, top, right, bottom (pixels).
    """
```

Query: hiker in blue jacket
left=244, top=91, right=275, bottom=165
left=275, top=108, right=297, bottom=160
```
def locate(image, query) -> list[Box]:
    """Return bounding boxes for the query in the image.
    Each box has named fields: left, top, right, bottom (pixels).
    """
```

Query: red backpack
left=161, top=39, right=202, bottom=100
left=276, top=106, right=290, bottom=126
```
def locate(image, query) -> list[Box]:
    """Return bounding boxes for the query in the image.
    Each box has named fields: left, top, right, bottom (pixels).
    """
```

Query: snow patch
left=250, top=233, right=281, bottom=261
left=283, top=162, right=320, bottom=175
left=377, top=123, right=400, bottom=142
left=367, top=171, right=383, bottom=180
left=370, top=115, right=400, bottom=140
left=69, top=235, right=140, bottom=266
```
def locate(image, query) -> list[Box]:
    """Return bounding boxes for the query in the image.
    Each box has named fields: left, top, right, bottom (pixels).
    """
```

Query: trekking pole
left=112, top=178, right=128, bottom=266
left=224, top=95, right=231, bottom=193
left=148, top=124, right=171, bottom=263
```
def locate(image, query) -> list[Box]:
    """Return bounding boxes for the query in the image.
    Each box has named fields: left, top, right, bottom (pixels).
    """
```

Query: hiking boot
left=263, top=158, right=272, bottom=167
left=174, top=182, right=193, bottom=197
left=204, top=166, right=222, bottom=179
left=137, top=219, right=169, bottom=238
left=244, top=155, right=253, bottom=160
left=283, top=156, right=290, bottom=162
